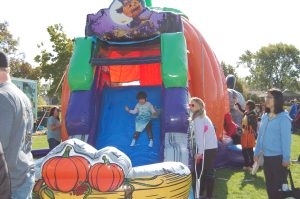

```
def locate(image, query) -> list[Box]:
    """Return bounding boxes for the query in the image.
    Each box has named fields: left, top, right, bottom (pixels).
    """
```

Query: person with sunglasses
left=254, top=88, right=292, bottom=199
left=189, top=97, right=218, bottom=199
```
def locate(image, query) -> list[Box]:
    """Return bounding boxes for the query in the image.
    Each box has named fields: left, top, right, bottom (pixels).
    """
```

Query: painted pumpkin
left=122, top=0, right=143, bottom=18
left=42, top=146, right=90, bottom=193
left=88, top=156, right=125, bottom=192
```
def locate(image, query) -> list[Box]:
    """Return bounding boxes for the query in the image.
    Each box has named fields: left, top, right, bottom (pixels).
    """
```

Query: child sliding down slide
left=125, top=91, right=157, bottom=147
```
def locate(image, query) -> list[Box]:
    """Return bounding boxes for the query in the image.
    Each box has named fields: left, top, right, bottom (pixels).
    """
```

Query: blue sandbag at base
left=227, top=144, right=245, bottom=168
left=214, top=142, right=245, bottom=169
left=96, top=86, right=162, bottom=167
left=214, top=141, right=229, bottom=168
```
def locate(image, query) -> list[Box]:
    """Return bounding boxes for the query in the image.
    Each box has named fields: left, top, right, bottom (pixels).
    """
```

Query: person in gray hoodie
left=0, top=141, right=10, bottom=199
left=254, top=88, right=292, bottom=199
left=0, top=52, right=35, bottom=199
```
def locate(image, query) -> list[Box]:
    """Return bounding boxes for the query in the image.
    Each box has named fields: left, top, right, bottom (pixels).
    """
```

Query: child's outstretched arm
left=125, top=105, right=138, bottom=114
left=149, top=103, right=158, bottom=118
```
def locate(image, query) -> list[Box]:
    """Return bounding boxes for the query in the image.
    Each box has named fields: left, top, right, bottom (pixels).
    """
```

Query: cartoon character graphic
left=112, top=0, right=157, bottom=38
left=116, top=0, right=144, bottom=18
left=86, top=0, right=183, bottom=41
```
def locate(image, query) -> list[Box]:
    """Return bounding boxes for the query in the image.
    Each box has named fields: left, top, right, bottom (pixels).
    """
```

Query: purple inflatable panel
left=66, top=90, right=94, bottom=136
left=214, top=142, right=229, bottom=168
left=213, top=142, right=244, bottom=169
left=161, top=87, right=189, bottom=133
left=226, top=144, right=244, bottom=168
left=87, top=68, right=106, bottom=146
left=85, top=0, right=182, bottom=41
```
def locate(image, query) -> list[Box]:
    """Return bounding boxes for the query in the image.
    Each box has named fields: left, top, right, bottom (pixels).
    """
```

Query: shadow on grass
left=214, top=168, right=266, bottom=199
left=214, top=168, right=236, bottom=199
left=240, top=170, right=265, bottom=190
left=292, top=132, right=300, bottom=138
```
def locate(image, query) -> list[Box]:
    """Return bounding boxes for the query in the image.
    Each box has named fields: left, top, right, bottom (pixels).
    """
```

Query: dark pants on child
left=134, top=122, right=153, bottom=140
left=232, top=134, right=241, bottom=145
left=48, top=138, right=60, bottom=150
left=192, top=148, right=217, bottom=198
left=263, top=155, right=288, bottom=199
left=242, top=148, right=254, bottom=167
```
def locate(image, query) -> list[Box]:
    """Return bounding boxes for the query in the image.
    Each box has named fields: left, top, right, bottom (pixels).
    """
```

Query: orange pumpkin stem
left=102, top=156, right=110, bottom=164
left=62, top=146, right=72, bottom=158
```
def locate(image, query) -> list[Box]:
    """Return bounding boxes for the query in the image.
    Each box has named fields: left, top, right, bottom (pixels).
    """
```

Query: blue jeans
left=48, top=138, right=60, bottom=150
left=11, top=170, right=35, bottom=199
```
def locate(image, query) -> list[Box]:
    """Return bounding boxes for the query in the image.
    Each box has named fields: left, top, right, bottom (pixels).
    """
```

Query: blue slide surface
left=96, top=86, right=161, bottom=167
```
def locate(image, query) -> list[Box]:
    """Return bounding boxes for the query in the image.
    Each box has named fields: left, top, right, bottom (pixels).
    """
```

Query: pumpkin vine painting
left=33, top=140, right=192, bottom=198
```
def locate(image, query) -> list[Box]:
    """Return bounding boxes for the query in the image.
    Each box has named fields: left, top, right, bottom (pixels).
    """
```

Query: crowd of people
left=223, top=89, right=299, bottom=199
left=0, top=50, right=298, bottom=199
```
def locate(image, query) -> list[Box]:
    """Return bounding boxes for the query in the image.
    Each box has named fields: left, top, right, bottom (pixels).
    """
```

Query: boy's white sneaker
left=130, top=139, right=136, bottom=147
left=148, top=140, right=153, bottom=147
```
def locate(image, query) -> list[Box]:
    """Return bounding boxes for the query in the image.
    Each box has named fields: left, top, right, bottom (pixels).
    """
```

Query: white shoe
left=130, top=139, right=136, bottom=147
left=148, top=140, right=153, bottom=147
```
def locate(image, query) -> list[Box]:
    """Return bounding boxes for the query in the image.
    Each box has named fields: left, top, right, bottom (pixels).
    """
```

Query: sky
left=1, top=0, right=300, bottom=77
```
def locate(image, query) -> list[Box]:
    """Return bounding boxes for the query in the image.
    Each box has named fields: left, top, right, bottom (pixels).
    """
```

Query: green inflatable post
left=161, top=33, right=188, bottom=88
left=145, top=0, right=152, bottom=7
left=68, top=37, right=94, bottom=91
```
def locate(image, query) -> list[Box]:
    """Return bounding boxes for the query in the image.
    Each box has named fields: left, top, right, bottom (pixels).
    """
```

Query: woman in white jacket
left=190, top=97, right=218, bottom=199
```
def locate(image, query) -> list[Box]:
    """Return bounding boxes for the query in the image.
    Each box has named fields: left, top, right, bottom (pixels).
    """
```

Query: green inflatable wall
left=68, top=37, right=94, bottom=91
left=161, top=33, right=188, bottom=88
left=145, top=0, right=152, bottom=7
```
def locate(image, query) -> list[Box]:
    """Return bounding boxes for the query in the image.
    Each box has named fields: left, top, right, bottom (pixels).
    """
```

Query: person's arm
left=149, top=103, right=158, bottom=117
left=0, top=96, right=14, bottom=151
left=0, top=142, right=10, bottom=199
left=128, top=104, right=138, bottom=114
left=194, top=118, right=205, bottom=156
left=0, top=95, right=22, bottom=172
left=50, top=124, right=60, bottom=131
left=248, top=114, right=258, bottom=133
left=235, top=103, right=245, bottom=114
left=254, top=123, right=262, bottom=158
left=48, top=117, right=60, bottom=131
left=149, top=103, right=156, bottom=114
left=281, top=117, right=292, bottom=165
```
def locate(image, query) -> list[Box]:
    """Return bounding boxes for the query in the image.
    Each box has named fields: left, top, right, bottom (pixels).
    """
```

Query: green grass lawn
left=214, top=133, right=300, bottom=199
left=32, top=134, right=300, bottom=198
left=32, top=134, right=48, bottom=150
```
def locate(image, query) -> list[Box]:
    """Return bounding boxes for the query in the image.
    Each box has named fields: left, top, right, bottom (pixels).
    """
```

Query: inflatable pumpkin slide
left=33, top=0, right=229, bottom=198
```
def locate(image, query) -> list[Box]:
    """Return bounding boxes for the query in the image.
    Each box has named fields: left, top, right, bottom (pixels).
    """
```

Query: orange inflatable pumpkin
left=42, top=146, right=90, bottom=193
left=88, top=156, right=125, bottom=192
left=183, top=18, right=229, bottom=139
left=61, top=65, right=71, bottom=142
